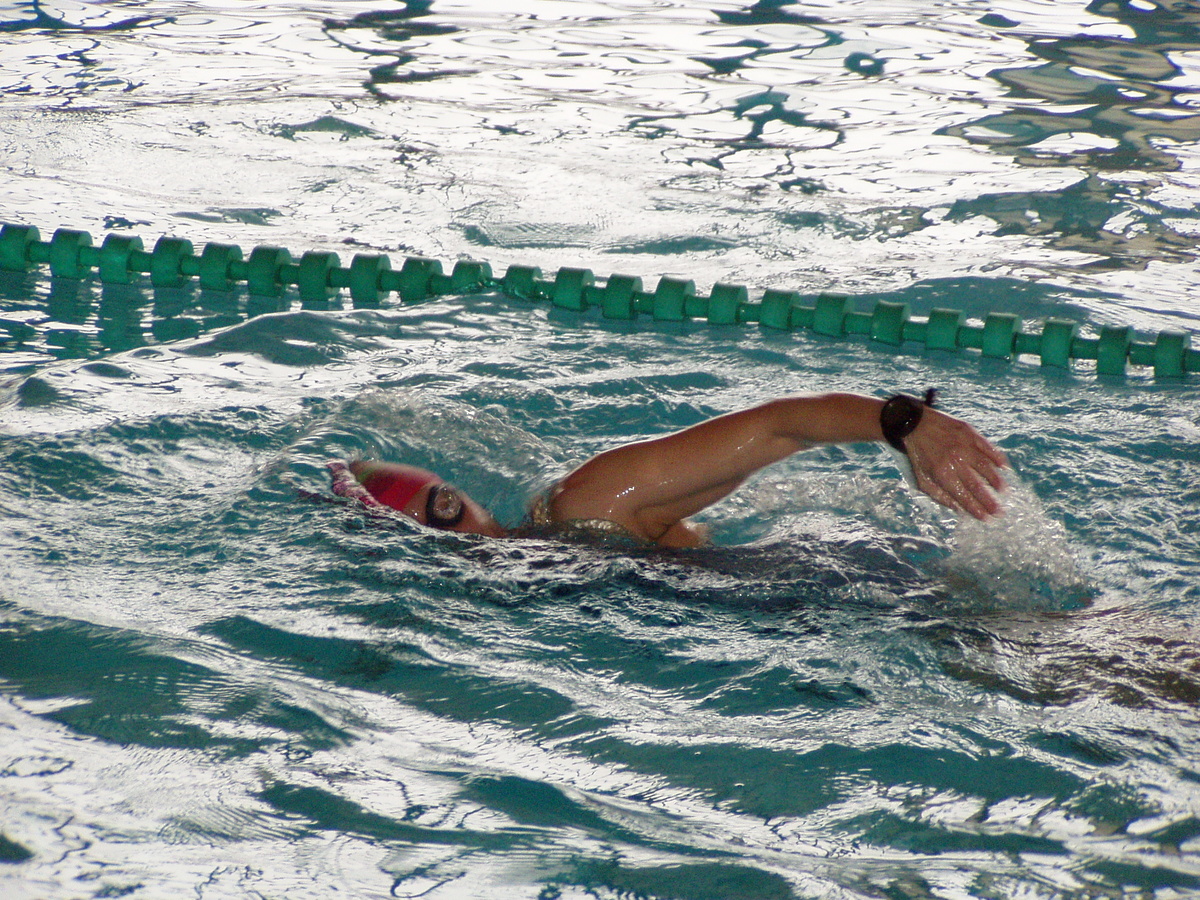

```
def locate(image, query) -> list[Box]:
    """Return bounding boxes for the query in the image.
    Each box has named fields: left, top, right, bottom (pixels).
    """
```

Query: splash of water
left=944, top=473, right=1092, bottom=610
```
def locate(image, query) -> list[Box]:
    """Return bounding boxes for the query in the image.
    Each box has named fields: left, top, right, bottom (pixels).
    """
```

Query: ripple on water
left=3, top=3, right=1200, bottom=899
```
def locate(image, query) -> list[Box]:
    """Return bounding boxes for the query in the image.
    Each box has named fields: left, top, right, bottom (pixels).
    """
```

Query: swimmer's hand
left=327, top=460, right=383, bottom=508
left=903, top=407, right=1009, bottom=520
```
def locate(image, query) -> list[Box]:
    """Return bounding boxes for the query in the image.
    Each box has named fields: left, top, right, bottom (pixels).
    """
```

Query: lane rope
left=1, top=222, right=1195, bottom=379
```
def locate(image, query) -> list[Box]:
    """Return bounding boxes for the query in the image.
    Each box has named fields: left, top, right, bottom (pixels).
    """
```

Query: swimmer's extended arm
left=550, top=393, right=1007, bottom=542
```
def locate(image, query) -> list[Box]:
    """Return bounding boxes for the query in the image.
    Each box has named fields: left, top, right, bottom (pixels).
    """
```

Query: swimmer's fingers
left=910, top=452, right=1000, bottom=519
left=911, top=468, right=959, bottom=513
left=973, top=433, right=1009, bottom=492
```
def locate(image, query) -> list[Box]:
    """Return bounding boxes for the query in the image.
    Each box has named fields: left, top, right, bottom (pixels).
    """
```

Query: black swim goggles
left=425, top=483, right=466, bottom=529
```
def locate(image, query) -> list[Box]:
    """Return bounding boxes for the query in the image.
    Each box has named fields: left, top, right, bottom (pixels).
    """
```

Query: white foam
left=944, top=473, right=1092, bottom=610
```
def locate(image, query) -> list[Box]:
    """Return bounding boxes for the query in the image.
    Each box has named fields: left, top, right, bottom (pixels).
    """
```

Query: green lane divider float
left=2, top=222, right=1196, bottom=379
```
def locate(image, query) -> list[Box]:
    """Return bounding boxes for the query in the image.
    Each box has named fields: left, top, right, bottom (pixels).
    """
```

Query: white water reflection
left=2, top=0, right=1200, bottom=322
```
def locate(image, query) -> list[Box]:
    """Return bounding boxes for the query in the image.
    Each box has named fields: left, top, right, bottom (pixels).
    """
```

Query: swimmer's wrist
left=880, top=389, right=937, bottom=452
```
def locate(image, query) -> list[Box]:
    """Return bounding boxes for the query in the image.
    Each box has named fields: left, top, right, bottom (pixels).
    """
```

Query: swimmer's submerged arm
left=551, top=392, right=1008, bottom=538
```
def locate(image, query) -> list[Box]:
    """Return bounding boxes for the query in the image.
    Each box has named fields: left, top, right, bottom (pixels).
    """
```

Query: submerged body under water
left=3, top=0, right=1200, bottom=898
left=319, top=461, right=1082, bottom=613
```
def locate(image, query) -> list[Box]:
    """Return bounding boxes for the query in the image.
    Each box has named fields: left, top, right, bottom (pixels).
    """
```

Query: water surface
left=2, top=2, right=1200, bottom=899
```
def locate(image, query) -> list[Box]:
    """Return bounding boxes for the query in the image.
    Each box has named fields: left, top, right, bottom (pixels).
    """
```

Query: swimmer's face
left=348, top=460, right=505, bottom=538
left=408, top=481, right=506, bottom=538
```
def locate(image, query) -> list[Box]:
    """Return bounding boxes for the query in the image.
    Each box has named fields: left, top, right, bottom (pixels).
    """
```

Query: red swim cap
left=348, top=460, right=441, bottom=513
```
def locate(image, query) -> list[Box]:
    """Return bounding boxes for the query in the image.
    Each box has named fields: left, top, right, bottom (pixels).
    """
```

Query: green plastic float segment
left=758, top=289, right=799, bottom=330
left=813, top=293, right=848, bottom=337
left=128, top=249, right=155, bottom=276
left=377, top=259, right=406, bottom=300
left=1127, top=339, right=1154, bottom=369
left=245, top=245, right=291, bottom=298
left=277, top=261, right=301, bottom=288
left=1071, top=336, right=1099, bottom=361
left=427, top=261, right=488, bottom=297
left=580, top=283, right=605, bottom=309
left=49, top=229, right=92, bottom=280
left=98, top=234, right=143, bottom=285
left=1097, top=325, right=1132, bottom=377
left=600, top=274, right=642, bottom=320
left=901, top=317, right=927, bottom=345
left=502, top=264, right=542, bottom=300
left=1186, top=346, right=1200, bottom=374
left=707, top=283, right=748, bottom=325
left=925, top=308, right=963, bottom=351
left=150, top=236, right=195, bottom=288
left=1039, top=319, right=1076, bottom=369
left=844, top=311, right=872, bottom=336
left=348, top=253, right=391, bottom=306
left=1153, top=330, right=1189, bottom=379
left=982, top=312, right=1019, bottom=360
left=683, top=291, right=708, bottom=321
left=652, top=277, right=694, bottom=322
left=0, top=223, right=40, bottom=272
left=956, top=324, right=984, bottom=351
left=179, top=253, right=203, bottom=280
left=426, top=271, right=451, bottom=295
left=199, top=243, right=243, bottom=292
left=449, top=259, right=492, bottom=294
left=27, top=239, right=52, bottom=267
left=551, top=267, right=594, bottom=312
left=788, top=303, right=815, bottom=331
left=297, top=251, right=340, bottom=302
left=395, top=257, right=442, bottom=304
left=1012, top=330, right=1041, bottom=358
left=630, top=290, right=652, bottom=317
left=327, top=262, right=351, bottom=292
left=870, top=301, right=908, bottom=345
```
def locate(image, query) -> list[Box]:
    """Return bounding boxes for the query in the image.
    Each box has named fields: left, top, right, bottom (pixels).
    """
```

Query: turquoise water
left=3, top=2, right=1200, bottom=898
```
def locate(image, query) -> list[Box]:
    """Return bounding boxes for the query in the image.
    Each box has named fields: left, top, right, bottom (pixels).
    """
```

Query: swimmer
left=328, top=390, right=1008, bottom=548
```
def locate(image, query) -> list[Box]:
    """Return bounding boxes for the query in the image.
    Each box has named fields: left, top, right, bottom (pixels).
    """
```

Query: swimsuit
left=519, top=489, right=646, bottom=546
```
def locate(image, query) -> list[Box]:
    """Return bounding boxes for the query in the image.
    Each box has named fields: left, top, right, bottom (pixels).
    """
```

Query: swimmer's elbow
left=656, top=519, right=710, bottom=549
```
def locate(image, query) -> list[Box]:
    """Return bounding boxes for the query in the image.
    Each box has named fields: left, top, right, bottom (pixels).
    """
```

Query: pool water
left=3, top=2, right=1200, bottom=898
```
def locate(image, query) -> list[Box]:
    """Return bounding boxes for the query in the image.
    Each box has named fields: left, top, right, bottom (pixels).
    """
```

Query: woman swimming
left=328, top=390, right=1008, bottom=548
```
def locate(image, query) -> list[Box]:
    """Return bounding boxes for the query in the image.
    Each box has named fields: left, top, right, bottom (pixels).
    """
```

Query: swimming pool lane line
left=1, top=222, right=1195, bottom=381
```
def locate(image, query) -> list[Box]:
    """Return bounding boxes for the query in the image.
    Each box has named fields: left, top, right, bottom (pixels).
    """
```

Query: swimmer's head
left=348, top=460, right=505, bottom=537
